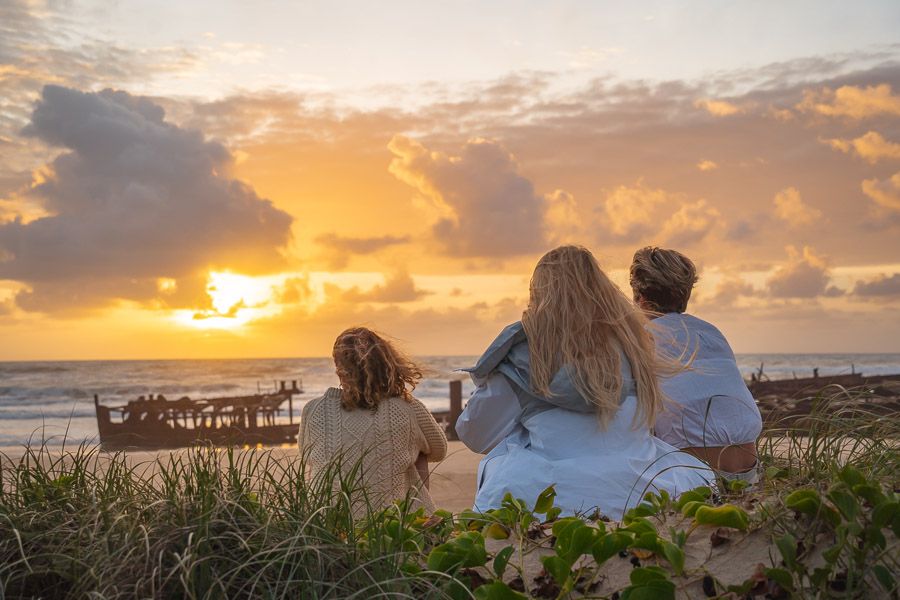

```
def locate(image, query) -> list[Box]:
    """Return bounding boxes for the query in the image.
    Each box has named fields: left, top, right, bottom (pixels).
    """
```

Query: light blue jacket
left=462, top=321, right=636, bottom=423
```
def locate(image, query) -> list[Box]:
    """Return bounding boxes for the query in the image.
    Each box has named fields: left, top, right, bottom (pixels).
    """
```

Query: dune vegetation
left=0, top=387, right=897, bottom=599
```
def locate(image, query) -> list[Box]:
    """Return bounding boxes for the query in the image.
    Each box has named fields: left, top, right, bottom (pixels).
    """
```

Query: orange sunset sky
left=1, top=0, right=900, bottom=359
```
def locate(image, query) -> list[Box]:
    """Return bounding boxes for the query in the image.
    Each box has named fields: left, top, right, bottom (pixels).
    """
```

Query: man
left=630, top=246, right=762, bottom=484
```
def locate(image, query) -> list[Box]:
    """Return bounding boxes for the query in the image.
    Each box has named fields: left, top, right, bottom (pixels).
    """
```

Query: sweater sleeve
left=297, top=400, right=313, bottom=460
left=297, top=394, right=328, bottom=466
left=411, top=398, right=448, bottom=462
left=296, top=410, right=305, bottom=454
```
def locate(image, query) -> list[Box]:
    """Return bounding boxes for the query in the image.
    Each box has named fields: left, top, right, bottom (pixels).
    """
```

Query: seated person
left=629, top=246, right=762, bottom=483
left=456, top=245, right=712, bottom=519
left=298, top=327, right=447, bottom=516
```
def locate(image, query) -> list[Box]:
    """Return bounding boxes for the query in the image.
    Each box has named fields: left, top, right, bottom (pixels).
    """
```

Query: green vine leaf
left=427, top=531, right=488, bottom=573
left=492, top=545, right=515, bottom=579
left=693, top=505, right=749, bottom=531
left=533, top=485, right=557, bottom=514
left=474, top=581, right=529, bottom=600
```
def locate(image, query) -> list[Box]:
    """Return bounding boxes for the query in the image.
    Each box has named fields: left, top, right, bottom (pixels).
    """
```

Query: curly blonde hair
left=332, top=327, right=423, bottom=411
left=522, top=245, right=665, bottom=429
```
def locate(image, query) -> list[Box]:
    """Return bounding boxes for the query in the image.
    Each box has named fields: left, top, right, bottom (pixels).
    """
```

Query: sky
left=1, top=0, right=900, bottom=359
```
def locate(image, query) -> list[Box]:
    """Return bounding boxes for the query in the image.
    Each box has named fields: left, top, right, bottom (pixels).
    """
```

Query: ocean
left=1, top=354, right=898, bottom=448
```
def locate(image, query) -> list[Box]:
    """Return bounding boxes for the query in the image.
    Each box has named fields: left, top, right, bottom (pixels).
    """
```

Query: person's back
left=299, top=388, right=446, bottom=514
left=457, top=246, right=712, bottom=519
left=630, top=247, right=762, bottom=480
left=298, top=328, right=447, bottom=517
left=653, top=313, right=761, bottom=453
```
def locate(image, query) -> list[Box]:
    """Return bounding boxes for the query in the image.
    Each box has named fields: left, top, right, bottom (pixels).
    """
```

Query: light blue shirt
left=652, top=313, right=762, bottom=448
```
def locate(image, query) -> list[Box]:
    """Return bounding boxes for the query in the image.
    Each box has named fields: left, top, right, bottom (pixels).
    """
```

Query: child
left=298, top=327, right=447, bottom=516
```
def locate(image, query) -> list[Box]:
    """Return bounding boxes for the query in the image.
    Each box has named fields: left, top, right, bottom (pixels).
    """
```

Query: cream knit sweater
left=298, top=387, right=448, bottom=515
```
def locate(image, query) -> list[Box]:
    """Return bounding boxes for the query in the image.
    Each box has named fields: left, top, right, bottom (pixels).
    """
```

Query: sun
left=172, top=271, right=283, bottom=330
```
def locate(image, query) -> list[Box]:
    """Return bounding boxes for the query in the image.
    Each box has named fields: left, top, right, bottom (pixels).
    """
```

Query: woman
left=456, top=246, right=711, bottom=519
left=298, top=327, right=448, bottom=516
left=629, top=246, right=761, bottom=483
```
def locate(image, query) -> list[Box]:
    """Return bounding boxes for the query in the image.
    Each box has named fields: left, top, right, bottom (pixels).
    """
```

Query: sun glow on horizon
left=173, top=271, right=283, bottom=330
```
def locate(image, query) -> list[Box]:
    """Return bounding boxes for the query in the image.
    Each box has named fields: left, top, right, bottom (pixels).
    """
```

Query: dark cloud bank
left=0, top=85, right=292, bottom=313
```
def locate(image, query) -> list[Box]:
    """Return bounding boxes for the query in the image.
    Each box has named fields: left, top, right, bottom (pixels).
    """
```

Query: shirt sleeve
left=455, top=372, right=521, bottom=454
left=412, top=398, right=448, bottom=462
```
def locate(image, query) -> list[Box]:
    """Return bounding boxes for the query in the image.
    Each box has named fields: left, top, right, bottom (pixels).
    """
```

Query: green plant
left=1, top=385, right=896, bottom=599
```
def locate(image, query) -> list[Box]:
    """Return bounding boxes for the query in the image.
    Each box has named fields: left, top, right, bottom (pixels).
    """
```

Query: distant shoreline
left=2, top=351, right=900, bottom=364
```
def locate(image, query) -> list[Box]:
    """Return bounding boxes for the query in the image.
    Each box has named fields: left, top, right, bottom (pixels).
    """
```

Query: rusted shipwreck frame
left=748, top=373, right=900, bottom=429
left=94, top=380, right=303, bottom=449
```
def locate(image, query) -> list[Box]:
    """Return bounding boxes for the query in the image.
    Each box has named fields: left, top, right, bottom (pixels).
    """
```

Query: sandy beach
left=427, top=441, right=480, bottom=511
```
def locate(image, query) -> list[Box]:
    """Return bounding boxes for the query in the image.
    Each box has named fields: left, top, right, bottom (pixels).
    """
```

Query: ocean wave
left=0, top=432, right=98, bottom=448
left=0, top=387, right=95, bottom=403
left=0, top=406, right=96, bottom=420
left=0, top=363, right=72, bottom=375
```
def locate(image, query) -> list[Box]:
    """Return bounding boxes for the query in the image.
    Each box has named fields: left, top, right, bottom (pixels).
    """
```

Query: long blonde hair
left=522, top=245, right=663, bottom=429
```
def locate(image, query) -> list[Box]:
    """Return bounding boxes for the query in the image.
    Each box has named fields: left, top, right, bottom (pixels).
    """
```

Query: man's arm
left=455, top=372, right=521, bottom=454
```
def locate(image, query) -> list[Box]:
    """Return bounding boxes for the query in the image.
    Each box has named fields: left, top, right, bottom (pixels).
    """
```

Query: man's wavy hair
left=332, top=327, right=423, bottom=411
left=629, top=246, right=698, bottom=314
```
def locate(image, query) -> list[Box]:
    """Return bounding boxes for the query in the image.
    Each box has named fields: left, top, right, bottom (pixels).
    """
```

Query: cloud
left=796, top=84, right=900, bottom=119
left=0, top=1, right=197, bottom=140
left=218, top=62, right=900, bottom=274
left=559, top=46, right=623, bottom=69
left=0, top=85, right=293, bottom=313
left=712, top=278, right=758, bottom=305
left=767, top=106, right=795, bottom=121
left=658, top=199, right=722, bottom=246
left=861, top=171, right=900, bottom=211
left=853, top=273, right=900, bottom=298
left=315, top=233, right=411, bottom=269
left=773, top=187, right=822, bottom=226
left=388, top=135, right=549, bottom=257
left=694, top=276, right=761, bottom=311
left=337, top=271, right=431, bottom=303
left=722, top=219, right=761, bottom=242
left=0, top=297, right=13, bottom=316
left=766, top=246, right=838, bottom=298
left=600, top=180, right=670, bottom=241
left=823, top=131, right=900, bottom=163
left=6, top=52, right=900, bottom=290
left=694, top=98, right=744, bottom=116
left=696, top=160, right=719, bottom=171
left=192, top=299, right=246, bottom=321
left=599, top=182, right=721, bottom=247
left=544, top=189, right=584, bottom=242
left=273, top=276, right=312, bottom=304
left=251, top=295, right=524, bottom=356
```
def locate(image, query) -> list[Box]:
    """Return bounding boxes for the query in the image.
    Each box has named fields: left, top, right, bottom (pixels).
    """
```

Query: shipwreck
left=93, top=380, right=303, bottom=449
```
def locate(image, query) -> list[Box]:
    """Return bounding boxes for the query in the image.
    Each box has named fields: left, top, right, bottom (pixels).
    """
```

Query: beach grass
left=0, top=386, right=897, bottom=599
